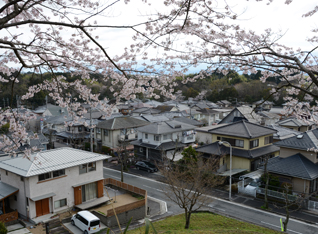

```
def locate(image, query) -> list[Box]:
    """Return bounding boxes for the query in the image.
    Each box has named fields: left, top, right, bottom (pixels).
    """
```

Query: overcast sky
left=94, top=0, right=318, bottom=73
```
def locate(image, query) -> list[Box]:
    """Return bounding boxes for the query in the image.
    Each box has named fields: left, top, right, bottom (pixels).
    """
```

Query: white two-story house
left=94, top=117, right=149, bottom=151
left=0, top=148, right=109, bottom=222
left=132, top=120, right=197, bottom=161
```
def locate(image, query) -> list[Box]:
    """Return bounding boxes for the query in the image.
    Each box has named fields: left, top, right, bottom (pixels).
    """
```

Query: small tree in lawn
left=0, top=222, right=7, bottom=234
left=160, top=149, right=225, bottom=229
left=274, top=184, right=304, bottom=233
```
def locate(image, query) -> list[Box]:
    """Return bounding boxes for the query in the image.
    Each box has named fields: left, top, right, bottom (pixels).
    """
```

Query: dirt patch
left=94, top=194, right=139, bottom=216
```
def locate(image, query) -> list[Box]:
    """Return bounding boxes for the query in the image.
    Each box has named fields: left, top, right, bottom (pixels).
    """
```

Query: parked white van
left=71, top=210, right=101, bottom=234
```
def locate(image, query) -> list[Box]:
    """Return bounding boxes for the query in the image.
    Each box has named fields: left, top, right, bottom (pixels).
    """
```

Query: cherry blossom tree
left=1, top=0, right=317, bottom=157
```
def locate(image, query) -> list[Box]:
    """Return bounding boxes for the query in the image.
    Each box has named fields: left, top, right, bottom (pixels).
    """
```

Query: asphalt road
left=103, top=167, right=318, bottom=234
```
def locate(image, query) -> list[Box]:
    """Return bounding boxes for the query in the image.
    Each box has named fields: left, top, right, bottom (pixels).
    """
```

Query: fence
left=257, top=188, right=297, bottom=201
left=103, top=178, right=147, bottom=197
left=0, top=210, right=18, bottom=223
left=103, top=178, right=147, bottom=217
left=308, top=200, right=318, bottom=211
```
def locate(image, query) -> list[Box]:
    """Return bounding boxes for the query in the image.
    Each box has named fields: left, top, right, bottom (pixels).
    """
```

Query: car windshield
left=249, top=181, right=259, bottom=187
left=143, top=162, right=155, bottom=168
left=90, top=220, right=100, bottom=227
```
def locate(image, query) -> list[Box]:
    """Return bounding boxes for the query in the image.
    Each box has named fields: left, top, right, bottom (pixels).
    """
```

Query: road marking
left=261, top=221, right=302, bottom=234
left=103, top=172, right=121, bottom=180
left=143, top=185, right=164, bottom=192
left=103, top=167, right=318, bottom=229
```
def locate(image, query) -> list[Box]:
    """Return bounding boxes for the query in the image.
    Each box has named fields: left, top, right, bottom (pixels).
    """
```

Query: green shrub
left=101, top=146, right=111, bottom=154
left=0, top=222, right=7, bottom=234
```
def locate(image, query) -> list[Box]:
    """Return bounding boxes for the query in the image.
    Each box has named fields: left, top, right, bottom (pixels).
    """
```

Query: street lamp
left=219, top=141, right=232, bottom=200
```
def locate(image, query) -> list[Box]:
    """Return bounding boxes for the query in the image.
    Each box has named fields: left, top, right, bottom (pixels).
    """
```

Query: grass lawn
left=129, top=212, right=282, bottom=234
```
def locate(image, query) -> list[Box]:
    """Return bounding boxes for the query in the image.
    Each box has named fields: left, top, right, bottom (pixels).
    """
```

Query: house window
left=264, top=136, right=273, bottom=145
left=78, top=126, right=83, bottom=132
left=154, top=135, right=160, bottom=141
left=217, top=136, right=221, bottom=140
left=67, top=126, right=70, bottom=131
left=235, top=139, right=244, bottom=148
left=38, top=172, right=52, bottom=181
left=26, top=197, right=29, bottom=206
left=140, top=148, right=143, bottom=152
left=145, top=133, right=148, bottom=139
left=88, top=162, right=96, bottom=172
left=96, top=128, right=101, bottom=134
left=163, top=134, right=172, bottom=140
left=79, top=164, right=87, bottom=174
left=80, top=162, right=96, bottom=174
left=5, top=171, right=8, bottom=176
left=54, top=198, right=67, bottom=209
left=20, top=176, right=24, bottom=182
left=104, top=129, right=109, bottom=136
left=53, top=169, right=65, bottom=178
left=250, top=139, right=259, bottom=149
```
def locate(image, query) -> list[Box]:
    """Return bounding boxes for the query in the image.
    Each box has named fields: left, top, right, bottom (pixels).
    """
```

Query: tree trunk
left=283, top=204, right=290, bottom=232
left=121, top=163, right=124, bottom=182
left=185, top=212, right=191, bottom=229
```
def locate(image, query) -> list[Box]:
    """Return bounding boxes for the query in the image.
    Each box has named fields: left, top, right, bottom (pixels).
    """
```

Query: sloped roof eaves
left=97, top=117, right=149, bottom=130
left=0, top=182, right=19, bottom=200
left=266, top=154, right=318, bottom=180
left=209, top=121, right=276, bottom=138
left=274, top=133, right=315, bottom=150
left=0, top=148, right=110, bottom=177
left=196, top=143, right=279, bottom=159
left=136, top=121, right=195, bottom=134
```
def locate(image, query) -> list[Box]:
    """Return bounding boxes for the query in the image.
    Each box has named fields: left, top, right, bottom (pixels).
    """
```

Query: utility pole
left=90, top=103, right=93, bottom=152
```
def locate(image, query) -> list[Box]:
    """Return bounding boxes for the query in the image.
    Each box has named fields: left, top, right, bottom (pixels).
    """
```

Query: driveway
left=64, top=222, right=108, bottom=234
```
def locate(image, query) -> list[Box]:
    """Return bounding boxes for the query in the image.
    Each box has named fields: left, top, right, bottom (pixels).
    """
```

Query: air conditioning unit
left=143, top=140, right=149, bottom=143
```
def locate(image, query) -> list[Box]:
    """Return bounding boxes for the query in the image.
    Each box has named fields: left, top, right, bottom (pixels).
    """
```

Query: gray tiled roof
left=0, top=148, right=110, bottom=177
left=173, top=117, right=202, bottom=126
left=138, top=114, right=170, bottom=123
left=264, top=154, right=318, bottom=180
left=196, top=142, right=279, bottom=159
left=96, top=117, right=150, bottom=130
left=131, top=139, right=186, bottom=150
left=209, top=120, right=276, bottom=138
left=276, top=117, right=315, bottom=127
left=136, top=120, right=196, bottom=134
left=267, top=125, right=302, bottom=140
left=274, top=129, right=318, bottom=150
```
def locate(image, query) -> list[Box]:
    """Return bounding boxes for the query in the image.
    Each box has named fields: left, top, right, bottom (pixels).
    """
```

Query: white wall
left=1, top=161, right=104, bottom=219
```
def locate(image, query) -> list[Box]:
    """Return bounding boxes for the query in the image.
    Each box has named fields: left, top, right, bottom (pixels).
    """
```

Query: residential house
left=94, top=117, right=150, bottom=152
left=219, top=106, right=262, bottom=124
left=195, top=120, right=280, bottom=173
left=258, top=111, right=281, bottom=126
left=154, top=105, right=179, bottom=113
left=131, top=107, right=161, bottom=117
left=132, top=120, right=197, bottom=161
left=195, top=124, right=228, bottom=145
left=253, top=99, right=274, bottom=112
left=0, top=148, right=110, bottom=221
left=267, top=125, right=302, bottom=142
left=270, top=129, right=318, bottom=194
left=216, top=100, right=232, bottom=108
left=33, top=103, right=68, bottom=117
left=55, top=119, right=99, bottom=146
left=276, top=117, right=316, bottom=132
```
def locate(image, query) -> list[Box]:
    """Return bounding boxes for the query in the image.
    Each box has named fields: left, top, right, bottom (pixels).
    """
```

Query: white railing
left=257, top=188, right=297, bottom=201
left=308, top=200, right=318, bottom=211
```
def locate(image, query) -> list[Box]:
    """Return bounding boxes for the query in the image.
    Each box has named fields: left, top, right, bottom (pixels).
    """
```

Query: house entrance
left=35, top=198, right=50, bottom=217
